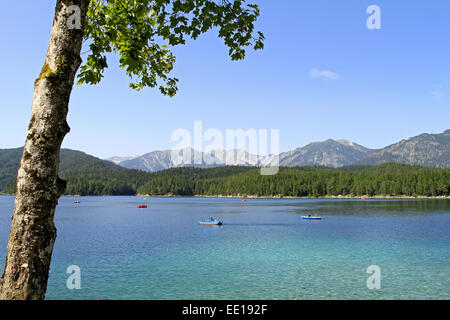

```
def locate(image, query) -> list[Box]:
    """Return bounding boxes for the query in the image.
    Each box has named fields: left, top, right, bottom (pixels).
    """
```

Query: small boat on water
left=198, top=217, right=223, bottom=225
left=73, top=200, right=80, bottom=204
left=137, top=205, right=148, bottom=208
left=301, top=215, right=321, bottom=220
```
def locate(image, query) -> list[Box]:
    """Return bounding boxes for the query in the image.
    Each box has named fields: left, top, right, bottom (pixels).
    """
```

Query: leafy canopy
left=78, top=0, right=265, bottom=94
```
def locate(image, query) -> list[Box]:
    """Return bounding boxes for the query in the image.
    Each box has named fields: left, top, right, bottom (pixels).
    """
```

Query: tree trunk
left=0, top=0, right=88, bottom=300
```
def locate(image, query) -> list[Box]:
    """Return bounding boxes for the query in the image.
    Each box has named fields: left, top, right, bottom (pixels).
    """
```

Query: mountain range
left=357, top=129, right=450, bottom=168
left=1, top=129, right=448, bottom=192
left=106, top=129, right=450, bottom=172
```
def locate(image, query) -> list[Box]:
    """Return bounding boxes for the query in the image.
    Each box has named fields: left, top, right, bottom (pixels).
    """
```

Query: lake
left=0, top=196, right=449, bottom=299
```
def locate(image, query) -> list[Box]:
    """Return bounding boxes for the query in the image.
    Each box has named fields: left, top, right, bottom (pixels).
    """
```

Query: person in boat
left=308, top=214, right=312, bottom=218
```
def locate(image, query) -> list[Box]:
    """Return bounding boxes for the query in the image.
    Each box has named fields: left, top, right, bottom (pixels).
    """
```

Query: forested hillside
left=1, top=148, right=153, bottom=195
left=0, top=147, right=23, bottom=191
left=137, top=164, right=450, bottom=197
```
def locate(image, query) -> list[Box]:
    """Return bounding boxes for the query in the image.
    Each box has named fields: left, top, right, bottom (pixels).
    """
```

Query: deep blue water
left=0, top=196, right=449, bottom=299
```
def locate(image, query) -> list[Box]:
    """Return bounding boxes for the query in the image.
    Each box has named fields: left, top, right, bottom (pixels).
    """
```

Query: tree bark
left=0, top=0, right=88, bottom=300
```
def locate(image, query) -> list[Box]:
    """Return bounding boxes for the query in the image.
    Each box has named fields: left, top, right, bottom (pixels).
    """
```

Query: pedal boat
left=301, top=216, right=321, bottom=220
left=198, top=218, right=223, bottom=225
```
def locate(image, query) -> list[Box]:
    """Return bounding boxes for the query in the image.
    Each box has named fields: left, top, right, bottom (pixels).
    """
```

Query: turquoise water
left=0, top=196, right=449, bottom=300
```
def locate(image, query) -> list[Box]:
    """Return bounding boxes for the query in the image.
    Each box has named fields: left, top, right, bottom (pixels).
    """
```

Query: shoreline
left=138, top=194, right=450, bottom=200
left=2, top=193, right=449, bottom=200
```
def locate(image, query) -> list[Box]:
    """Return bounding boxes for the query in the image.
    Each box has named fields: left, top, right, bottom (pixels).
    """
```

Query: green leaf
left=79, top=0, right=265, bottom=95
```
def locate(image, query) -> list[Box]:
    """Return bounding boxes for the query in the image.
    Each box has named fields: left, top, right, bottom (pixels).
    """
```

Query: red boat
left=137, top=205, right=148, bottom=208
left=73, top=201, right=80, bottom=204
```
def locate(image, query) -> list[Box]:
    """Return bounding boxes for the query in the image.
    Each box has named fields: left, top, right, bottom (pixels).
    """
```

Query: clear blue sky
left=0, top=1, right=449, bottom=158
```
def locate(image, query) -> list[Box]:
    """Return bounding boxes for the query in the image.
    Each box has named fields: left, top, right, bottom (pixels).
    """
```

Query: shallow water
left=0, top=196, right=448, bottom=299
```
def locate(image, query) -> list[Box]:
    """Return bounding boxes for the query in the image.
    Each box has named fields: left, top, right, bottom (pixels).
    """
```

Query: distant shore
left=138, top=194, right=450, bottom=200
left=2, top=193, right=449, bottom=199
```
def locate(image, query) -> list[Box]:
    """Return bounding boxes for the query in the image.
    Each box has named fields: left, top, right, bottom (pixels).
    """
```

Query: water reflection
left=283, top=199, right=450, bottom=217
